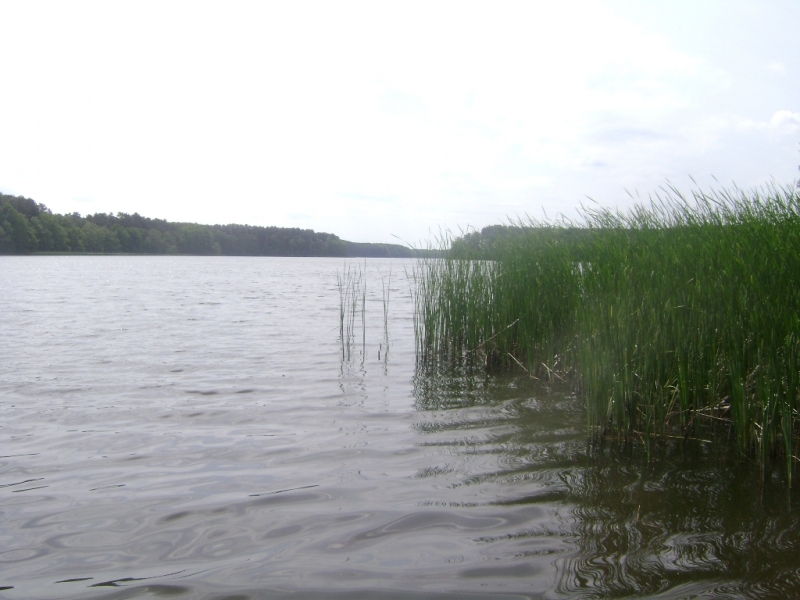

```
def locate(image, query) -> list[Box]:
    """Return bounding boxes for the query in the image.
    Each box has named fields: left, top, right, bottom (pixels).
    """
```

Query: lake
left=2, top=256, right=800, bottom=599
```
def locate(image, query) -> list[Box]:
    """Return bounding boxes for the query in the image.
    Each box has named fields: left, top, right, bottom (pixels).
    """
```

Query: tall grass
left=337, top=263, right=366, bottom=361
left=378, top=266, right=392, bottom=365
left=412, top=183, right=800, bottom=478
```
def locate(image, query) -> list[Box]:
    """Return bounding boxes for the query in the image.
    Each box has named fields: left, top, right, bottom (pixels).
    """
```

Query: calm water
left=2, top=256, right=800, bottom=599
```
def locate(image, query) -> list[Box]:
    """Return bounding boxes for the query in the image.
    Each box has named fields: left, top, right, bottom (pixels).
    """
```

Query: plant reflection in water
left=413, top=364, right=800, bottom=598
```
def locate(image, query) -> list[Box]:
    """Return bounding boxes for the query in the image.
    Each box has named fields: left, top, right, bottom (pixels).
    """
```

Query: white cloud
left=733, top=110, right=800, bottom=134
left=770, top=110, right=800, bottom=130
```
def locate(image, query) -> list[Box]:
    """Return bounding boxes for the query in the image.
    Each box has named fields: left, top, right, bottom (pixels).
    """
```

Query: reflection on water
left=415, top=364, right=800, bottom=598
left=559, top=455, right=800, bottom=598
left=0, top=256, right=799, bottom=598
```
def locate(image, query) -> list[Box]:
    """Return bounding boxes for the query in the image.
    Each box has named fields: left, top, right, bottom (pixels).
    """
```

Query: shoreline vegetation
left=412, top=183, right=800, bottom=479
left=0, top=192, right=427, bottom=258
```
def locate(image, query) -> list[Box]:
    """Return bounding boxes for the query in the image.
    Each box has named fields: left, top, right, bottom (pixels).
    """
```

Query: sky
left=1, top=1, right=798, bottom=245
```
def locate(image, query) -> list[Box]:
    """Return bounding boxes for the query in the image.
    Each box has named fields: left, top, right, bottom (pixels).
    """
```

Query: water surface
left=1, top=256, right=799, bottom=599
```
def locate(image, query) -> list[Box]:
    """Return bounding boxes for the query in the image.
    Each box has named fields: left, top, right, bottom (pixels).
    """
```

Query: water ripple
left=2, top=257, right=800, bottom=598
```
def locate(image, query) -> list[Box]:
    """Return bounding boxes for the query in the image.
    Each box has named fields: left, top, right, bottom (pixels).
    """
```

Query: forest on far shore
left=0, top=193, right=419, bottom=258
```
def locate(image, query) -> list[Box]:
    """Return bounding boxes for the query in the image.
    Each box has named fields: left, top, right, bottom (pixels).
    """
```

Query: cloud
left=588, top=126, right=669, bottom=145
left=584, top=160, right=611, bottom=169
left=736, top=111, right=800, bottom=133
left=770, top=110, right=800, bottom=130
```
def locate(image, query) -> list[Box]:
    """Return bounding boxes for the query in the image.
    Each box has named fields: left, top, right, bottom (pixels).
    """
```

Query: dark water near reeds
left=2, top=256, right=800, bottom=599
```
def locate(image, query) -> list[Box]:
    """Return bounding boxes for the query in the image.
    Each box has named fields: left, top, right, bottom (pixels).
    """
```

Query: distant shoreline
left=1, top=192, right=440, bottom=258
left=18, top=252, right=429, bottom=258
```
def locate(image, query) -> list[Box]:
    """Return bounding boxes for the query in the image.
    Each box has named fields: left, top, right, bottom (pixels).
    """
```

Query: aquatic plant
left=378, top=266, right=392, bottom=364
left=336, top=263, right=366, bottom=361
left=413, top=183, right=800, bottom=478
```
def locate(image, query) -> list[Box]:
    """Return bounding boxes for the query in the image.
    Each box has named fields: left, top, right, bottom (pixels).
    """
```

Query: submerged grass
left=412, top=183, right=800, bottom=479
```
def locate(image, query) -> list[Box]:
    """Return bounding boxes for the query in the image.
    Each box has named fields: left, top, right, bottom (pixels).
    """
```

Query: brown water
left=1, top=256, right=799, bottom=599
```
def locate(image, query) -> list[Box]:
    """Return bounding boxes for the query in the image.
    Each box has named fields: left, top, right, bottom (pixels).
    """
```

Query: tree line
left=0, top=193, right=418, bottom=257
left=450, top=224, right=602, bottom=260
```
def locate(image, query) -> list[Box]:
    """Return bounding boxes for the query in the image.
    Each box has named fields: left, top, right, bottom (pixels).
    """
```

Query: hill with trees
left=0, top=193, right=420, bottom=257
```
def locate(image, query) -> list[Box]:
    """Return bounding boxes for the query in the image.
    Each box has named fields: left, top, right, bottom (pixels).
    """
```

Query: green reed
left=378, top=266, right=392, bottom=365
left=337, top=263, right=366, bottom=361
left=380, top=266, right=391, bottom=342
left=413, top=183, right=800, bottom=479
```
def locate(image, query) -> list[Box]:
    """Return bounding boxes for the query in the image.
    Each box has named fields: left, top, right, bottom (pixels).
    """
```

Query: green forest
left=0, top=193, right=416, bottom=257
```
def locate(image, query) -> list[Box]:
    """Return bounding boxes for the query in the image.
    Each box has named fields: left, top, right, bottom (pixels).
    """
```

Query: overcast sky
left=1, top=1, right=798, bottom=244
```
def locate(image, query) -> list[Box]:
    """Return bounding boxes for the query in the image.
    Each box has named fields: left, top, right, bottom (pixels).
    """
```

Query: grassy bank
left=412, top=184, right=800, bottom=477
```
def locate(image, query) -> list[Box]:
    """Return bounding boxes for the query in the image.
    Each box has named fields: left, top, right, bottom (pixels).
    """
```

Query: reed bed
left=412, top=183, right=800, bottom=477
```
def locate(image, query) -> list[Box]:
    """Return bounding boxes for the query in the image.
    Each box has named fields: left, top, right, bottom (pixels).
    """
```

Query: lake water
left=2, top=256, right=800, bottom=599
